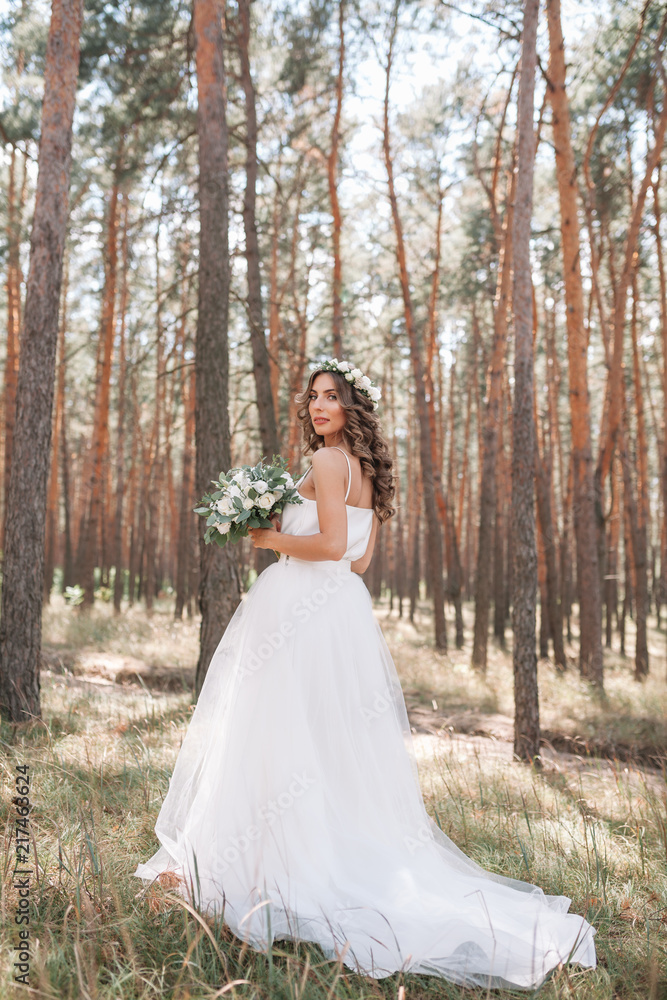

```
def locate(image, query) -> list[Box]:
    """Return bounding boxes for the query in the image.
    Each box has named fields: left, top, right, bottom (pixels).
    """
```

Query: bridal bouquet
left=193, top=454, right=303, bottom=548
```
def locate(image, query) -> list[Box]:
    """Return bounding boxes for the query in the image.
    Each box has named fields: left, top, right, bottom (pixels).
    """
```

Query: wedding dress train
left=133, top=448, right=596, bottom=989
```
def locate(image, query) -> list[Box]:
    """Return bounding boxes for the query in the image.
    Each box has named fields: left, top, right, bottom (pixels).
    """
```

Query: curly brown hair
left=294, top=367, right=397, bottom=524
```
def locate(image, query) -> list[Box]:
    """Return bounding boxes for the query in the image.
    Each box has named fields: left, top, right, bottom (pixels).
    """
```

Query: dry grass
left=0, top=592, right=665, bottom=998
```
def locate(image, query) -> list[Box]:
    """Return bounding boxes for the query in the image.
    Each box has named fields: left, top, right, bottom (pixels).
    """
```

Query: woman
left=133, top=359, right=596, bottom=989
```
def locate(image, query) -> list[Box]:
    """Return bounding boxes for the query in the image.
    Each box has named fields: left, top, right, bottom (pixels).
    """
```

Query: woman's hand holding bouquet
left=194, top=455, right=302, bottom=557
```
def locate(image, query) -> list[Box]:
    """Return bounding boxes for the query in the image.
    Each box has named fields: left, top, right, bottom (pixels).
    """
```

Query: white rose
left=242, top=496, right=254, bottom=510
left=359, top=375, right=372, bottom=388
left=369, top=386, right=381, bottom=401
left=253, top=480, right=269, bottom=494
left=281, top=474, right=294, bottom=488
left=228, top=484, right=243, bottom=498
left=258, top=494, right=274, bottom=509
left=215, top=498, right=234, bottom=515
left=217, top=522, right=231, bottom=534
left=345, top=372, right=355, bottom=382
left=351, top=368, right=363, bottom=379
left=337, top=361, right=351, bottom=372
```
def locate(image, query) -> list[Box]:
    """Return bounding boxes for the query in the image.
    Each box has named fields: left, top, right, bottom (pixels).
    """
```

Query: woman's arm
left=351, top=513, right=379, bottom=575
left=248, top=448, right=349, bottom=560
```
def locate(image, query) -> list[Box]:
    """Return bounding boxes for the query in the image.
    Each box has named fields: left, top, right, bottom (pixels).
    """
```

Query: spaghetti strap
left=330, top=446, right=352, bottom=502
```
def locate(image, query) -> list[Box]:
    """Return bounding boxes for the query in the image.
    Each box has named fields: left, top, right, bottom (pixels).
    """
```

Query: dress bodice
left=281, top=448, right=374, bottom=561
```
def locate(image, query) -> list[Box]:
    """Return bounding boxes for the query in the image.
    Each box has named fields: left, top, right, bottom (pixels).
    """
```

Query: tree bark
left=0, top=0, right=84, bottom=722
left=383, top=1, right=447, bottom=650
left=493, top=386, right=506, bottom=646
left=471, top=162, right=516, bottom=671
left=653, top=171, right=667, bottom=620
left=628, top=274, right=649, bottom=678
left=511, top=0, right=540, bottom=763
left=534, top=403, right=566, bottom=670
left=59, top=258, right=74, bottom=593
left=112, top=193, right=130, bottom=612
left=193, top=0, right=240, bottom=695
left=44, top=255, right=69, bottom=601
left=546, top=0, right=603, bottom=685
left=328, top=0, right=345, bottom=358
left=78, top=165, right=122, bottom=607
left=237, top=0, right=279, bottom=464
left=2, top=147, right=26, bottom=554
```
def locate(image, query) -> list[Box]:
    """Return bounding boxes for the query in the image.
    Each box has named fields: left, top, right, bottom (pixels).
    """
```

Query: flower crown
left=317, top=358, right=382, bottom=410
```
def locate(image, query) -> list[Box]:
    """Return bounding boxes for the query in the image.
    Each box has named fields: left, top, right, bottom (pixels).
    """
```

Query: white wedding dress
left=133, top=448, right=596, bottom=989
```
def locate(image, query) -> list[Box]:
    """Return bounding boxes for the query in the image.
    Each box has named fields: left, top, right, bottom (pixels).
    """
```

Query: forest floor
left=1, top=588, right=666, bottom=999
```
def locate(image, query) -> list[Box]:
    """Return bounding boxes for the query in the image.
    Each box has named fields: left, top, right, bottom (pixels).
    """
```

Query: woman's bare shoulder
left=310, top=447, right=349, bottom=472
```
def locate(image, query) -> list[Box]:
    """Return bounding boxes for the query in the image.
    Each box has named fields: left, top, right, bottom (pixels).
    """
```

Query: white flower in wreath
left=345, top=372, right=355, bottom=382
left=359, top=375, right=372, bottom=389
left=258, top=494, right=274, bottom=510
left=351, top=368, right=363, bottom=379
left=337, top=361, right=352, bottom=372
left=369, top=386, right=382, bottom=402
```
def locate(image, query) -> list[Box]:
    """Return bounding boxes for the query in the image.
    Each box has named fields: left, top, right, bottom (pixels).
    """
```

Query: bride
left=133, top=358, right=596, bottom=989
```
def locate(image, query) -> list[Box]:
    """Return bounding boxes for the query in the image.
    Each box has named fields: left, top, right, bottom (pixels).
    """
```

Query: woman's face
left=308, top=373, right=347, bottom=442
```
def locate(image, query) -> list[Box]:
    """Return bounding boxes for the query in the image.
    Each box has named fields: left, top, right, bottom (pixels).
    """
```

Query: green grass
left=0, top=594, right=665, bottom=998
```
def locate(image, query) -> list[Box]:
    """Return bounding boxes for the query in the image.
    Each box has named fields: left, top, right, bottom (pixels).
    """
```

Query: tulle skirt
left=133, top=554, right=596, bottom=988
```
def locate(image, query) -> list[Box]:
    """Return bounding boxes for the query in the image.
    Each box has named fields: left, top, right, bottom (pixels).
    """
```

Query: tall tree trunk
left=194, top=0, right=240, bottom=695
left=546, top=0, right=603, bottom=685
left=511, top=0, right=540, bottom=763
left=59, top=258, right=74, bottom=592
left=78, top=163, right=122, bottom=607
left=2, top=147, right=26, bottom=554
left=175, top=347, right=196, bottom=620
left=629, top=274, right=649, bottom=678
left=383, top=1, right=447, bottom=650
left=237, top=0, right=280, bottom=579
left=44, top=257, right=69, bottom=600
left=652, top=171, right=667, bottom=627
left=268, top=166, right=282, bottom=421
left=471, top=163, right=516, bottom=671
left=144, top=211, right=165, bottom=614
left=535, top=381, right=566, bottom=669
left=426, top=191, right=463, bottom=645
left=126, top=373, right=141, bottom=606
left=237, top=0, right=279, bottom=466
left=493, top=388, right=506, bottom=646
left=446, top=363, right=464, bottom=646
left=328, top=0, right=345, bottom=357
left=0, top=0, right=84, bottom=722
left=112, top=193, right=130, bottom=612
